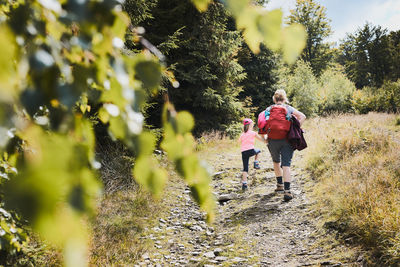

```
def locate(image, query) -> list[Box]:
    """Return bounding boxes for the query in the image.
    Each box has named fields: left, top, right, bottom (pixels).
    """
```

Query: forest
left=0, top=0, right=399, bottom=266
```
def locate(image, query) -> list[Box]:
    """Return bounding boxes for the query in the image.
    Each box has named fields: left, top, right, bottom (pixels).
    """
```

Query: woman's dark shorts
left=242, top=148, right=261, bottom=172
left=267, top=139, right=294, bottom=167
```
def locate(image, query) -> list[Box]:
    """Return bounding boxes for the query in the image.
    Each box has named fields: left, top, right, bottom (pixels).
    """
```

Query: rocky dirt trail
left=136, top=145, right=364, bottom=266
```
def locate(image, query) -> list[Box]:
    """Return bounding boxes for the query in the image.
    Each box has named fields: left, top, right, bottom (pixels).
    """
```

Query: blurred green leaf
left=226, top=0, right=249, bottom=17
left=98, top=107, right=110, bottom=124
left=282, top=24, right=307, bottom=64
left=78, top=94, right=89, bottom=114
left=232, top=6, right=263, bottom=53
left=100, top=78, right=125, bottom=108
left=176, top=154, right=199, bottom=181
left=135, top=131, right=156, bottom=156
left=259, top=9, right=283, bottom=51
left=109, top=116, right=126, bottom=140
left=4, top=125, right=99, bottom=250
left=222, top=2, right=306, bottom=63
left=74, top=118, right=95, bottom=161
left=0, top=24, right=17, bottom=99
left=133, top=157, right=167, bottom=198
left=112, top=12, right=130, bottom=40
left=191, top=0, right=212, bottom=12
left=5, top=128, right=72, bottom=221
left=176, top=111, right=195, bottom=134
left=161, top=103, right=214, bottom=222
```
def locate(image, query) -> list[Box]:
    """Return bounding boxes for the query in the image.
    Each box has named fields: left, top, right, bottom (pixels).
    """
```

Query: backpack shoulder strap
left=284, top=104, right=294, bottom=121
left=265, top=105, right=273, bottom=120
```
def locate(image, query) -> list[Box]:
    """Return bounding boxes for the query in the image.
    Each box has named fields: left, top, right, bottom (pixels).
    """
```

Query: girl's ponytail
left=243, top=118, right=252, bottom=133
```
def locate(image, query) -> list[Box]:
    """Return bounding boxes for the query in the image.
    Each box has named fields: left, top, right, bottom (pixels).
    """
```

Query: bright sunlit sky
left=266, top=0, right=400, bottom=45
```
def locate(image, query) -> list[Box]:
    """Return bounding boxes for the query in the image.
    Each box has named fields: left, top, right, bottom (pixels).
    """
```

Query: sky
left=266, top=0, right=400, bottom=45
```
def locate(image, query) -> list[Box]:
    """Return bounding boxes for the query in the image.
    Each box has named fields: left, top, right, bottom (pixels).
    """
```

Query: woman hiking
left=258, top=89, right=306, bottom=201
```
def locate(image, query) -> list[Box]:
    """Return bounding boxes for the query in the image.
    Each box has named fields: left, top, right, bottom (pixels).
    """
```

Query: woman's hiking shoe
left=274, top=184, right=284, bottom=193
left=254, top=161, right=260, bottom=169
left=284, top=191, right=293, bottom=201
left=242, top=183, right=248, bottom=191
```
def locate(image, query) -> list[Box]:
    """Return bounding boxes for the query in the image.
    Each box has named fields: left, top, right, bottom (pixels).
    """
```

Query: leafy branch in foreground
left=0, top=0, right=306, bottom=265
left=192, top=0, right=307, bottom=63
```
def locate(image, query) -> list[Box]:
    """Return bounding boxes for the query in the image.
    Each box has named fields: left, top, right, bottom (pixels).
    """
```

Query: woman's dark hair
left=244, top=124, right=250, bottom=133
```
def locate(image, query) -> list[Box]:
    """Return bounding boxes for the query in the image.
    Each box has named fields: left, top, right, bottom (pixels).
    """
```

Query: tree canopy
left=288, top=0, right=332, bottom=76
left=338, top=23, right=400, bottom=89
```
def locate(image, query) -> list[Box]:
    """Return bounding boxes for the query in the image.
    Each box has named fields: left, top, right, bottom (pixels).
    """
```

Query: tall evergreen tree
left=238, top=43, right=279, bottom=116
left=288, top=0, right=332, bottom=76
left=338, top=23, right=393, bottom=88
left=387, top=30, right=400, bottom=81
left=136, top=0, right=246, bottom=133
left=124, top=0, right=158, bottom=26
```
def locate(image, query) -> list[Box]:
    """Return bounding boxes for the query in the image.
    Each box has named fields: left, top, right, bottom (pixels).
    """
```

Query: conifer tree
left=238, top=43, right=279, bottom=116
left=133, top=0, right=246, bottom=133
left=124, top=0, right=158, bottom=26
left=338, top=24, right=396, bottom=89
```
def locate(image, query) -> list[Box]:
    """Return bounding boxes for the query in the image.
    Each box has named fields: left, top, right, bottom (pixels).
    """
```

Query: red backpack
left=257, top=105, right=292, bottom=139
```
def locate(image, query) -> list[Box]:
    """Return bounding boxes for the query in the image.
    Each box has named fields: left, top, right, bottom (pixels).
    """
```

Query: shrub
left=351, top=88, right=377, bottom=114
left=317, top=67, right=356, bottom=114
left=286, top=60, right=319, bottom=117
left=375, top=80, right=400, bottom=113
left=351, top=80, right=400, bottom=114
left=224, top=122, right=243, bottom=139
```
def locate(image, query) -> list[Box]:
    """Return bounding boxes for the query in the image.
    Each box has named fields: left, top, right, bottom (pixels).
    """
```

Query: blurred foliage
left=0, top=0, right=307, bottom=265
left=0, top=0, right=210, bottom=265
left=221, top=0, right=307, bottom=63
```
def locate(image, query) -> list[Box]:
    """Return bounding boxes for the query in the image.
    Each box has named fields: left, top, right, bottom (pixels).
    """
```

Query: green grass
left=301, top=113, right=400, bottom=265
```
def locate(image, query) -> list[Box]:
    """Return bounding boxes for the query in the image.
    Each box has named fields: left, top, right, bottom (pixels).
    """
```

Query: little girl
left=238, top=118, right=265, bottom=191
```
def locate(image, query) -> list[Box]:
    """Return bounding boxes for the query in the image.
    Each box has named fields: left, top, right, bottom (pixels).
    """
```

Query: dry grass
left=301, top=112, right=400, bottom=265
left=89, top=188, right=162, bottom=266
left=0, top=233, right=63, bottom=267
left=196, top=130, right=235, bottom=152
left=96, top=134, right=136, bottom=193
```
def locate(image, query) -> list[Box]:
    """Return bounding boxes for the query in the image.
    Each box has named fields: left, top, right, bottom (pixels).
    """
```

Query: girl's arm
left=255, top=134, right=267, bottom=143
